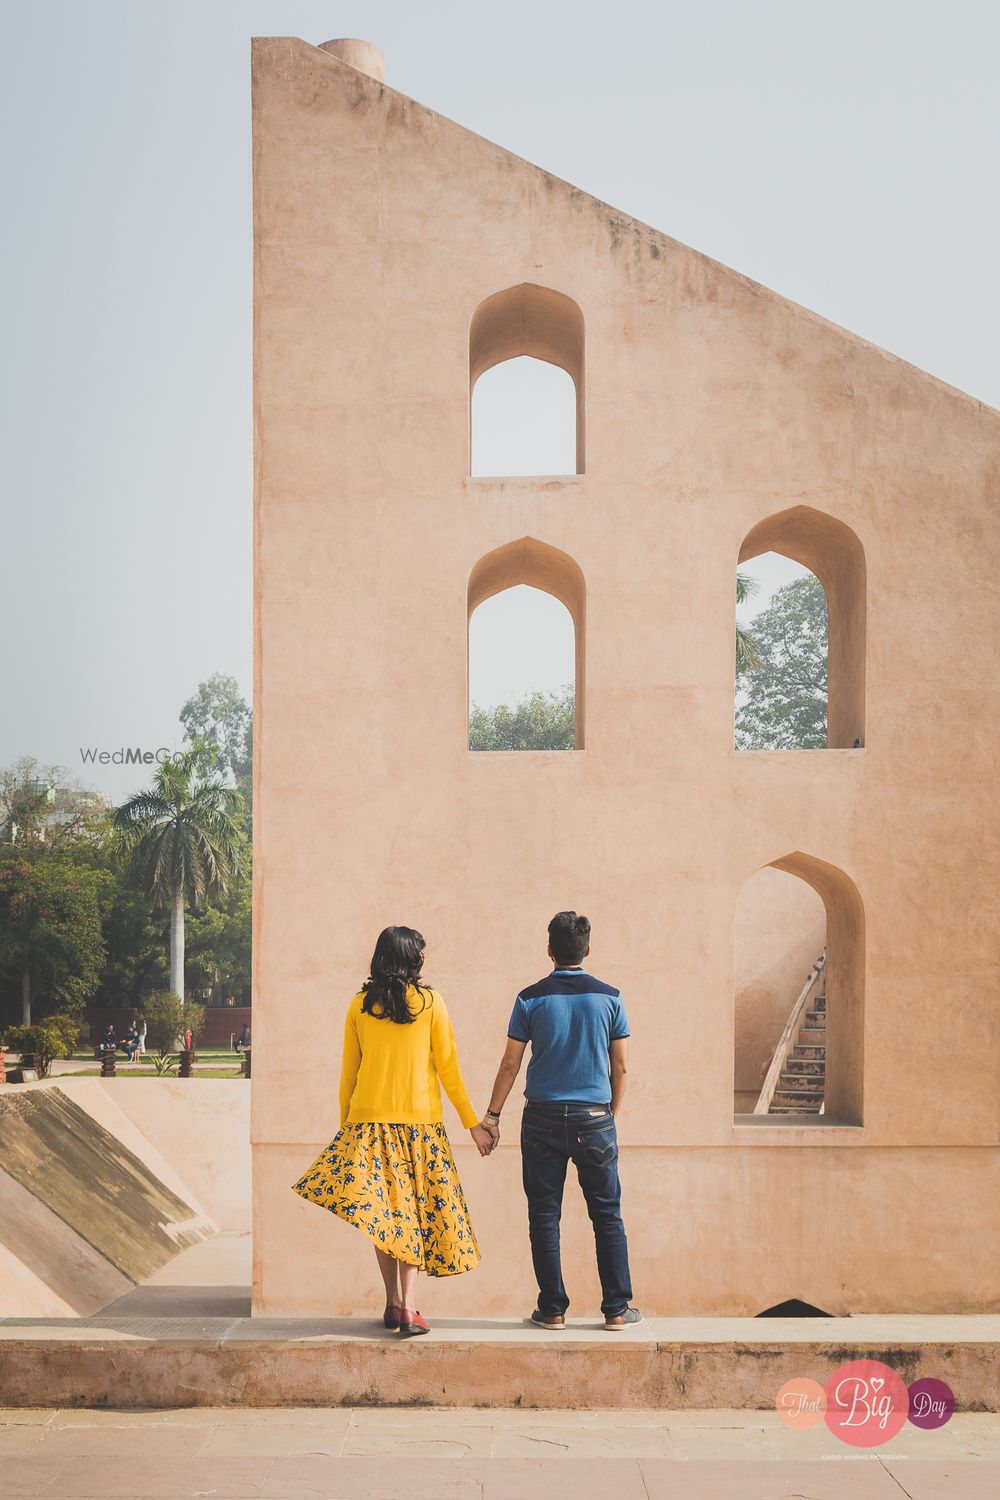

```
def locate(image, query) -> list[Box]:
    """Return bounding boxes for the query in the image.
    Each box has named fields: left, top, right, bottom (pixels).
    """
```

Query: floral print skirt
left=291, top=1121, right=481, bottom=1276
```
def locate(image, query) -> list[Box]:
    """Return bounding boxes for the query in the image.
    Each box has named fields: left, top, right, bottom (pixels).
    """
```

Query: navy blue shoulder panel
left=519, top=970, right=620, bottom=1001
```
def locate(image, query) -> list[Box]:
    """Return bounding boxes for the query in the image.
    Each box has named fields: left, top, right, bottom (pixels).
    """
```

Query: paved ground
left=1, top=1406, right=998, bottom=1497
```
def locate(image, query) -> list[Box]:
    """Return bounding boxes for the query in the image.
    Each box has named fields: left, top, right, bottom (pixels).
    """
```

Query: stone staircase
left=769, top=991, right=825, bottom=1114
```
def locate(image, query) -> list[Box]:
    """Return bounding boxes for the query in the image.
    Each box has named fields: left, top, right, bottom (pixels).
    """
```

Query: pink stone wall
left=252, top=38, right=1000, bottom=1316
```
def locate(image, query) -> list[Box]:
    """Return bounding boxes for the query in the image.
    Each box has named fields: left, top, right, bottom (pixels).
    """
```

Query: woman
left=122, top=1019, right=140, bottom=1062
left=292, top=926, right=493, bottom=1336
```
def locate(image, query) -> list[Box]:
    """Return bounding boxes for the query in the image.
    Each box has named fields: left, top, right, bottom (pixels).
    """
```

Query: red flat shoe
left=383, top=1303, right=401, bottom=1329
left=398, top=1307, right=430, bottom=1337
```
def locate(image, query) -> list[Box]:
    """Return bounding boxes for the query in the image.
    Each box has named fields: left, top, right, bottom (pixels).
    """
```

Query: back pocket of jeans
left=574, top=1128, right=616, bottom=1167
left=521, top=1121, right=554, bottom=1152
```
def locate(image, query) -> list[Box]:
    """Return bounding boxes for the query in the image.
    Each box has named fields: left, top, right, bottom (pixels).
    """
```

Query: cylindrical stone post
left=242, top=1048, right=252, bottom=1079
left=100, top=1049, right=117, bottom=1078
left=179, top=1048, right=194, bottom=1078
left=317, top=38, right=384, bottom=81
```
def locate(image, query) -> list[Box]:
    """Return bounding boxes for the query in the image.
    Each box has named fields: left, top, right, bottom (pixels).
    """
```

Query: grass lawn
left=62, top=1066, right=246, bottom=1079
left=69, top=1048, right=244, bottom=1062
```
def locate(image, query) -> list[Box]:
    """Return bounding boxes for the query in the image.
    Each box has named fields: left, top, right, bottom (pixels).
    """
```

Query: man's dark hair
left=548, top=911, right=591, bottom=966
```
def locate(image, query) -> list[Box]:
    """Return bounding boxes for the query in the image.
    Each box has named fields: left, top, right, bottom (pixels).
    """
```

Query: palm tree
left=736, top=570, right=762, bottom=675
left=112, top=753, right=247, bottom=1001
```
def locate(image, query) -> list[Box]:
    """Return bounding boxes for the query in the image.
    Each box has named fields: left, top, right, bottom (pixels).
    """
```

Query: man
left=482, top=911, right=641, bottom=1329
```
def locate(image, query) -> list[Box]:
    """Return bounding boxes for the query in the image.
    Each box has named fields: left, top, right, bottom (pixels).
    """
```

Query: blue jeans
left=520, top=1100, right=633, bottom=1318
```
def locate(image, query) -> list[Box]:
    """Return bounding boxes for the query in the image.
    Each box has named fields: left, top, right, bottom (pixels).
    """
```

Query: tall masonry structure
left=252, top=36, right=1000, bottom=1316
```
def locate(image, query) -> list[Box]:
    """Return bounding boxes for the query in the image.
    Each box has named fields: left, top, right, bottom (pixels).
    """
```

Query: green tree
left=0, top=757, right=107, bottom=859
left=0, top=859, right=106, bottom=1024
left=469, top=685, right=575, bottom=751
left=143, top=990, right=185, bottom=1072
left=91, top=868, right=170, bottom=1008
left=736, top=571, right=762, bottom=675
left=4, top=1013, right=82, bottom=1078
left=183, top=1000, right=207, bottom=1049
left=735, top=575, right=828, bottom=749
left=112, top=753, right=247, bottom=1002
left=184, top=844, right=251, bottom=1001
left=179, top=675, right=252, bottom=809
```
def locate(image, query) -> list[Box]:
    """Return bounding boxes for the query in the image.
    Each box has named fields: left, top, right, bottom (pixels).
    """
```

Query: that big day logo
left=775, top=1361, right=956, bottom=1446
left=823, top=1359, right=909, bottom=1445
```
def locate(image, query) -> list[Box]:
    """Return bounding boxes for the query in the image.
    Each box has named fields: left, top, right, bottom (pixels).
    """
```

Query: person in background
left=122, top=1019, right=140, bottom=1062
left=137, top=1015, right=147, bottom=1057
left=482, top=911, right=641, bottom=1331
left=291, top=925, right=495, bottom=1336
left=99, top=1023, right=118, bottom=1056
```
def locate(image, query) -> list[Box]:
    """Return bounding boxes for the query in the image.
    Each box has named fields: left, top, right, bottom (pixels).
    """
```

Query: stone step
left=798, top=1028, right=826, bottom=1046
left=779, top=1074, right=823, bottom=1093
left=768, top=1102, right=823, bottom=1114
left=792, top=1043, right=825, bottom=1059
left=773, top=1088, right=826, bottom=1107
left=814, top=993, right=827, bottom=1010
left=805, top=1009, right=826, bottom=1026
left=784, top=1058, right=824, bottom=1075
left=0, top=1316, right=992, bottom=1411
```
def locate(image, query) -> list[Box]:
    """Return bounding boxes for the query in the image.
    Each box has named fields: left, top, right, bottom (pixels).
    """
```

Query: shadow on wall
left=767, top=851, right=866, bottom=1124
left=734, top=866, right=827, bottom=1111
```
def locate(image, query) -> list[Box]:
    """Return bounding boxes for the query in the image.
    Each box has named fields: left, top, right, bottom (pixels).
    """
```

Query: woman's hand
left=470, top=1122, right=497, bottom=1157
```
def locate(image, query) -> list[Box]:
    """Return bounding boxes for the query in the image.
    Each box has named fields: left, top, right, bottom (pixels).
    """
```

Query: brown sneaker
left=530, top=1309, right=566, bottom=1330
left=605, top=1307, right=643, bottom=1329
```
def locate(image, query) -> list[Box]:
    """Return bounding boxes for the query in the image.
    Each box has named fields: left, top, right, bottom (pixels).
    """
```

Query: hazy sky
left=3, top=1, right=997, bottom=795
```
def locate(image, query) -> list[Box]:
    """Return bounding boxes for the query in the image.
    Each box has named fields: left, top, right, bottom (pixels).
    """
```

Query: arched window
left=736, top=507, right=866, bottom=750
left=734, top=852, right=865, bottom=1126
left=469, top=284, right=584, bottom=476
left=467, top=538, right=586, bottom=750
left=471, top=358, right=577, bottom=476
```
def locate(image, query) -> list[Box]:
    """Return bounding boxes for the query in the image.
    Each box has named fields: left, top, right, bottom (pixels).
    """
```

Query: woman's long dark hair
left=360, top=926, right=430, bottom=1024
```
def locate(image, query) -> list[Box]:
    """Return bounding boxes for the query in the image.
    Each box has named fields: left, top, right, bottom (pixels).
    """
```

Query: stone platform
left=1, top=1313, right=996, bottom=1412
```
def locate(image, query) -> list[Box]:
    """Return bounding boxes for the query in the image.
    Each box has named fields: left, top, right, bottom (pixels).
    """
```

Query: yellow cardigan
left=339, top=986, right=480, bottom=1129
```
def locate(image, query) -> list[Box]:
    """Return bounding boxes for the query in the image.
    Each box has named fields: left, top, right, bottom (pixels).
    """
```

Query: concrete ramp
left=0, top=1087, right=215, bottom=1314
left=0, top=1166, right=133, bottom=1316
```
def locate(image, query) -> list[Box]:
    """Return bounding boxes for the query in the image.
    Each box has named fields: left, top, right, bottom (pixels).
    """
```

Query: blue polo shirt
left=507, top=967, right=630, bottom=1105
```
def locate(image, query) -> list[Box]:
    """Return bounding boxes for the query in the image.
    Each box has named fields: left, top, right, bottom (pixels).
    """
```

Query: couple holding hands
left=292, top=913, right=641, bottom=1335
